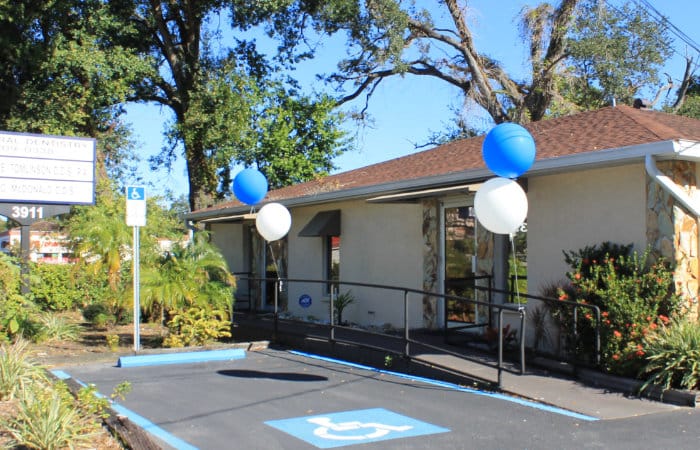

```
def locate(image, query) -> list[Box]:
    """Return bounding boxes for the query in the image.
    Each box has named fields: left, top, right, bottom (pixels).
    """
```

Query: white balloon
left=474, top=177, right=528, bottom=235
left=255, top=202, right=292, bottom=241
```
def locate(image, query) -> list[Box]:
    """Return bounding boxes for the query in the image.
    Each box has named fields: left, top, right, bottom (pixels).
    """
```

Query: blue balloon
left=482, top=123, right=536, bottom=178
left=233, top=168, right=268, bottom=205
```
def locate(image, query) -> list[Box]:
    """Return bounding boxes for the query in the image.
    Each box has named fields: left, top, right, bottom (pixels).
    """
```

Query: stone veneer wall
left=421, top=199, right=495, bottom=329
left=421, top=199, right=440, bottom=329
left=647, top=160, right=699, bottom=319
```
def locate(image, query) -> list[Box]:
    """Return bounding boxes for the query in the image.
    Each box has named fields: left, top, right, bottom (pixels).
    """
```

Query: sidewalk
left=232, top=313, right=696, bottom=420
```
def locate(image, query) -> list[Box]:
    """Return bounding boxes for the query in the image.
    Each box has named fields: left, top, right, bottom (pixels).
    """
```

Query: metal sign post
left=126, top=186, right=146, bottom=352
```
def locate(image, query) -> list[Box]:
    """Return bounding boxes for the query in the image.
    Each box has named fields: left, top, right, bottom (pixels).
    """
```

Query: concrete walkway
left=232, top=313, right=695, bottom=420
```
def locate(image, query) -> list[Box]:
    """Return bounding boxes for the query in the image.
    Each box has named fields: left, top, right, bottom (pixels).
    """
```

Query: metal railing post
left=329, top=285, right=336, bottom=345
left=573, top=306, right=579, bottom=371
left=403, top=290, right=410, bottom=357
left=497, top=309, right=504, bottom=388
left=273, top=279, right=279, bottom=344
left=519, top=307, right=526, bottom=374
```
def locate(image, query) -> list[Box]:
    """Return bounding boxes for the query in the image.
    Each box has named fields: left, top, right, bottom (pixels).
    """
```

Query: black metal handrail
left=235, top=275, right=526, bottom=388
left=484, top=286, right=602, bottom=368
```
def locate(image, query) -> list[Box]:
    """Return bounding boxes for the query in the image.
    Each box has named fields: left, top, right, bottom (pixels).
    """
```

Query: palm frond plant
left=4, top=382, right=97, bottom=450
left=34, top=313, right=82, bottom=343
left=0, top=339, right=47, bottom=401
left=639, top=317, right=700, bottom=393
left=141, top=232, right=235, bottom=324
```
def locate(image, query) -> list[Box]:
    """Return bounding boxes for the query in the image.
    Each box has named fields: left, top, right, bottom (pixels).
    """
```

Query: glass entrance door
left=443, top=205, right=477, bottom=323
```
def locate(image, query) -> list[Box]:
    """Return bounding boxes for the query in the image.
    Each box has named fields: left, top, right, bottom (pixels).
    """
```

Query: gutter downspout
left=645, top=154, right=700, bottom=217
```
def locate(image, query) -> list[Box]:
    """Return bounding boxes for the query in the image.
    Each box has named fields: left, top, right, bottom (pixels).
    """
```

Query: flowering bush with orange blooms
left=552, top=242, right=681, bottom=376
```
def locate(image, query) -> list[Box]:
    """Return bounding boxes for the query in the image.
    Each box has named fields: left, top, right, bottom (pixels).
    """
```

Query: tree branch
left=671, top=56, right=695, bottom=111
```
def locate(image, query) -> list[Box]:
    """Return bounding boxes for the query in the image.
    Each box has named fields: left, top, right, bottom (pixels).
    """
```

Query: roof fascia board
left=186, top=139, right=696, bottom=221
left=186, top=168, right=494, bottom=220
left=674, top=140, right=700, bottom=158
left=527, top=140, right=679, bottom=176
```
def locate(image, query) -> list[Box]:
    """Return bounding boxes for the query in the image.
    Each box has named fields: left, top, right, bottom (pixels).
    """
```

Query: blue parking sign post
left=126, top=186, right=146, bottom=351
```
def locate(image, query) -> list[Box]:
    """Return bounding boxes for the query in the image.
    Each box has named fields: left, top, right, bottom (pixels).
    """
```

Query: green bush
left=0, top=339, right=47, bottom=401
left=552, top=242, right=682, bottom=376
left=81, top=303, right=116, bottom=329
left=34, top=313, right=82, bottom=343
left=639, top=317, right=700, bottom=392
left=163, top=307, right=232, bottom=347
left=29, top=263, right=77, bottom=311
left=0, top=293, right=38, bottom=342
left=323, top=290, right=356, bottom=325
left=4, top=382, right=97, bottom=450
left=0, top=254, right=35, bottom=341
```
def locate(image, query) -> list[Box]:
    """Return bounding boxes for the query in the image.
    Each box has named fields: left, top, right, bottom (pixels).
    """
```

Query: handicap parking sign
left=265, top=408, right=449, bottom=448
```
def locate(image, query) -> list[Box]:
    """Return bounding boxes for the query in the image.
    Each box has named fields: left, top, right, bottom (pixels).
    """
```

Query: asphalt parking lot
left=60, top=348, right=700, bottom=450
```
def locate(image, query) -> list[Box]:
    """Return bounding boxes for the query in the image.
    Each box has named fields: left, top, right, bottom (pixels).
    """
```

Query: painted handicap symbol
left=308, top=416, right=413, bottom=441
left=265, top=408, right=449, bottom=448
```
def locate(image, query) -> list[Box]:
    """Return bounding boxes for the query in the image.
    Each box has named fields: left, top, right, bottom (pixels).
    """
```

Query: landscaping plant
left=639, top=317, right=700, bottom=392
left=34, top=312, right=82, bottom=344
left=0, top=255, right=37, bottom=342
left=0, top=339, right=46, bottom=401
left=551, top=242, right=682, bottom=376
left=163, top=306, right=232, bottom=347
left=4, top=382, right=97, bottom=450
left=29, top=263, right=78, bottom=311
left=324, top=289, right=356, bottom=325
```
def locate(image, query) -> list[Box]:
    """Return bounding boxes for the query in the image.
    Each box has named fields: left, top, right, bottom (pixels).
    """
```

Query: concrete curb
left=117, top=348, right=246, bottom=368
left=531, top=357, right=699, bottom=407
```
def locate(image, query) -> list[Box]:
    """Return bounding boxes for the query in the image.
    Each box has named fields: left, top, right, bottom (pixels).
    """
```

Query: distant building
left=0, top=221, right=72, bottom=263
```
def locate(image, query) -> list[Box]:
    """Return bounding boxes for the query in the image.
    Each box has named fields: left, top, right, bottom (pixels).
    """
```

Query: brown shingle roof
left=193, top=105, right=700, bottom=215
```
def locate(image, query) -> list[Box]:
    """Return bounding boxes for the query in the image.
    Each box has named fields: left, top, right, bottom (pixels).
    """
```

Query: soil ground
left=31, top=318, right=169, bottom=368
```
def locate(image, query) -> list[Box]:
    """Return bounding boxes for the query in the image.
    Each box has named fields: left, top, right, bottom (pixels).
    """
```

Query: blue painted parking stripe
left=289, top=351, right=599, bottom=422
left=51, top=370, right=71, bottom=380
left=110, top=403, right=199, bottom=450
left=50, top=370, right=199, bottom=450
left=117, top=348, right=245, bottom=368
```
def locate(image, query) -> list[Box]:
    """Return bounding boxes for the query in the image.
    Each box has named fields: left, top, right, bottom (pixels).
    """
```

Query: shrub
left=551, top=242, right=682, bottom=376
left=106, top=334, right=120, bottom=352
left=0, top=255, right=38, bottom=341
left=81, top=303, right=116, bottom=329
left=0, top=339, right=130, bottom=449
left=34, top=313, right=82, bottom=343
left=4, top=382, right=97, bottom=450
left=0, top=339, right=47, bottom=401
left=163, top=307, right=232, bottom=347
left=29, top=263, right=77, bottom=311
left=639, top=317, right=700, bottom=392
left=323, top=290, right=356, bottom=325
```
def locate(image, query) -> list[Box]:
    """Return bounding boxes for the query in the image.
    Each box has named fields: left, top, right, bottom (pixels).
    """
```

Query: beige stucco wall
left=527, top=163, right=648, bottom=296
left=286, top=200, right=424, bottom=328
left=209, top=222, right=246, bottom=273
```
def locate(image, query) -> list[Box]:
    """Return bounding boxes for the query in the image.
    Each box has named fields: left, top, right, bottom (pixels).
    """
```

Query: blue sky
left=125, top=0, right=700, bottom=201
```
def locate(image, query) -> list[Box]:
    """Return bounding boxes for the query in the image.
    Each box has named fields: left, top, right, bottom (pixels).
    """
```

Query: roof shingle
left=193, top=105, right=700, bottom=215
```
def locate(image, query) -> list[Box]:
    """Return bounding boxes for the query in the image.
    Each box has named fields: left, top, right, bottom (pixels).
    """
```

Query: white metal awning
left=365, top=183, right=483, bottom=203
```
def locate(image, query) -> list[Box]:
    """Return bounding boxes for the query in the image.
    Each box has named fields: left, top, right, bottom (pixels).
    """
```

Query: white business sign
left=0, top=131, right=96, bottom=204
left=125, top=186, right=146, bottom=227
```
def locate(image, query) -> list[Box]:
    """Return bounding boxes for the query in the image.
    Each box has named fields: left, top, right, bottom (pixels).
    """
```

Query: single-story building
left=186, top=104, right=700, bottom=334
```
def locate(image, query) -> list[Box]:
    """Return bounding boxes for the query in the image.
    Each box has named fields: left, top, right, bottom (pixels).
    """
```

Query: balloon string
left=510, top=233, right=521, bottom=306
left=267, top=242, right=282, bottom=290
